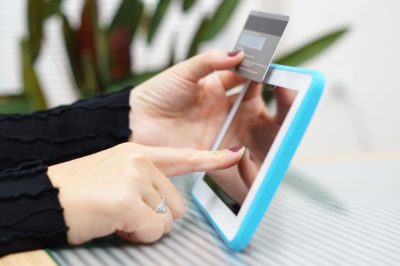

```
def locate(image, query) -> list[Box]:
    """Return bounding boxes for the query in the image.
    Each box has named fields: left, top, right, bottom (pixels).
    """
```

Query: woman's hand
left=206, top=85, right=297, bottom=203
left=224, top=84, right=297, bottom=166
left=48, top=143, right=245, bottom=245
left=129, top=50, right=245, bottom=149
left=127, top=50, right=296, bottom=205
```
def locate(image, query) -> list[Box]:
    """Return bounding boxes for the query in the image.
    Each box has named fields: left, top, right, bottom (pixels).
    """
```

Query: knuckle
left=182, top=147, right=194, bottom=158
left=116, top=200, right=147, bottom=233
left=182, top=148, right=196, bottom=171
left=164, top=216, right=173, bottom=233
left=119, top=164, right=141, bottom=183
left=114, top=190, right=137, bottom=213
left=149, top=220, right=165, bottom=242
left=130, top=172, right=151, bottom=190
left=173, top=200, right=187, bottom=219
left=135, top=220, right=164, bottom=244
left=127, top=152, right=149, bottom=165
left=115, top=143, right=147, bottom=163
left=142, top=186, right=155, bottom=198
left=119, top=159, right=153, bottom=190
left=205, top=49, right=220, bottom=59
left=116, top=142, right=136, bottom=152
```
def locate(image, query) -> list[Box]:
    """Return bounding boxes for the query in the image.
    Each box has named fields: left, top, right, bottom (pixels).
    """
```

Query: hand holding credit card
left=192, top=11, right=325, bottom=251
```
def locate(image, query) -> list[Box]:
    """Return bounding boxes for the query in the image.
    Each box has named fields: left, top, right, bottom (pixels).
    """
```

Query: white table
left=49, top=154, right=400, bottom=265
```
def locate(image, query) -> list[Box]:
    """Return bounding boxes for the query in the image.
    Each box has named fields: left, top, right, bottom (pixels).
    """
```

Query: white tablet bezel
left=192, top=67, right=313, bottom=240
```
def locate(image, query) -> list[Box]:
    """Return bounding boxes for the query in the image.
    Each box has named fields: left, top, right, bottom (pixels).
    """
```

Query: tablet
left=192, top=64, right=325, bottom=251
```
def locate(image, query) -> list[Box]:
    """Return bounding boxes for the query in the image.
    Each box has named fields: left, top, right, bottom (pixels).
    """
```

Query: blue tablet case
left=192, top=64, right=325, bottom=251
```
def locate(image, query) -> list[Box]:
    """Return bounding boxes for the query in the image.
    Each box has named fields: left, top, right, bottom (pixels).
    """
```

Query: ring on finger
left=154, top=193, right=167, bottom=214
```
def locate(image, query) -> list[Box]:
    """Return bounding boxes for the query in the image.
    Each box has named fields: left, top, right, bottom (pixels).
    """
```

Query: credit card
left=233, top=11, right=289, bottom=82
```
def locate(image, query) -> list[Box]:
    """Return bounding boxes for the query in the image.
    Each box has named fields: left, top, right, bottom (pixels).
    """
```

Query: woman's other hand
left=223, top=84, right=298, bottom=167
left=47, top=143, right=245, bottom=245
left=129, top=50, right=245, bottom=149
left=205, top=85, right=298, bottom=203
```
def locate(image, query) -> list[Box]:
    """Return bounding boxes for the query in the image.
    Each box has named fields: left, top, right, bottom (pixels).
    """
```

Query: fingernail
left=228, top=144, right=244, bottom=152
left=240, top=148, right=248, bottom=161
left=227, top=50, right=241, bottom=57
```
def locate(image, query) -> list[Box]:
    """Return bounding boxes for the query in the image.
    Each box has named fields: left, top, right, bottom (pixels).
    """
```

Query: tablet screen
left=204, top=84, right=298, bottom=214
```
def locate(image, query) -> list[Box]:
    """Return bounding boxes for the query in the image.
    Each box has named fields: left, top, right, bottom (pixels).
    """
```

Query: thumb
left=170, top=50, right=244, bottom=82
left=238, top=149, right=258, bottom=189
left=136, top=144, right=246, bottom=177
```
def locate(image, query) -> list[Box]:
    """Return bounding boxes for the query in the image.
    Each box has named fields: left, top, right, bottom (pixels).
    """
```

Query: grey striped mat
left=50, top=159, right=400, bottom=265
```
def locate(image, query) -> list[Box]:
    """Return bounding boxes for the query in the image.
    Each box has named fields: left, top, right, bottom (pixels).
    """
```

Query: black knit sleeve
left=0, top=86, right=133, bottom=169
left=0, top=161, right=67, bottom=256
left=0, top=87, right=132, bottom=256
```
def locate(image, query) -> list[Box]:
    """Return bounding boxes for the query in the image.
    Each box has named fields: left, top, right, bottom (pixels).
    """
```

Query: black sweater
left=0, top=87, right=132, bottom=256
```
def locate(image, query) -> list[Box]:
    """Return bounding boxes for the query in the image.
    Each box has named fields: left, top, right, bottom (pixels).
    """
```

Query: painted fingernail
left=227, top=50, right=241, bottom=57
left=228, top=144, right=244, bottom=152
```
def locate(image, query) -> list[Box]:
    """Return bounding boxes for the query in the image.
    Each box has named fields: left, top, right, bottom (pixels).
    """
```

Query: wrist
left=128, top=87, right=157, bottom=145
left=47, top=164, right=80, bottom=244
left=128, top=89, right=137, bottom=143
left=48, top=164, right=101, bottom=245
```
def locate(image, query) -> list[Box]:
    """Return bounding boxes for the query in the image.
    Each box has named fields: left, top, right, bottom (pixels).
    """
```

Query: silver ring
left=154, top=194, right=167, bottom=214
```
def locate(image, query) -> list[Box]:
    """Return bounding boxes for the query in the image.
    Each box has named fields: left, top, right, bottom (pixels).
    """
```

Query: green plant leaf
left=108, top=28, right=134, bottom=82
left=138, top=11, right=151, bottom=34
left=107, top=0, right=143, bottom=83
left=130, top=70, right=160, bottom=85
left=75, top=0, right=102, bottom=96
left=275, top=27, right=349, bottom=66
left=168, top=35, right=177, bottom=67
left=81, top=53, right=100, bottom=97
left=48, top=0, right=63, bottom=15
left=105, top=70, right=161, bottom=92
left=186, top=0, right=239, bottom=57
left=261, top=28, right=349, bottom=103
left=147, top=0, right=171, bottom=43
left=182, top=0, right=197, bottom=12
left=0, top=95, right=32, bottom=114
left=108, top=0, right=143, bottom=39
left=96, top=29, right=111, bottom=90
left=27, top=0, right=62, bottom=62
left=21, top=38, right=47, bottom=110
left=27, top=0, right=46, bottom=61
left=60, top=14, right=83, bottom=90
left=187, top=19, right=209, bottom=58
left=202, top=0, right=239, bottom=41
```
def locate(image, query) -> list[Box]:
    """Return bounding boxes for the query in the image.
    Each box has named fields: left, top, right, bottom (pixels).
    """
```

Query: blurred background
left=0, top=0, right=399, bottom=159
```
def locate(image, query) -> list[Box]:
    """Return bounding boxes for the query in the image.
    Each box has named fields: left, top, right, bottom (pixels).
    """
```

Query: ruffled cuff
left=0, top=161, right=68, bottom=257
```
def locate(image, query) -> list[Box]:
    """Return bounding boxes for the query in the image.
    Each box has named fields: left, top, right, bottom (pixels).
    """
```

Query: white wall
left=257, top=0, right=400, bottom=156
left=1, top=0, right=399, bottom=156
